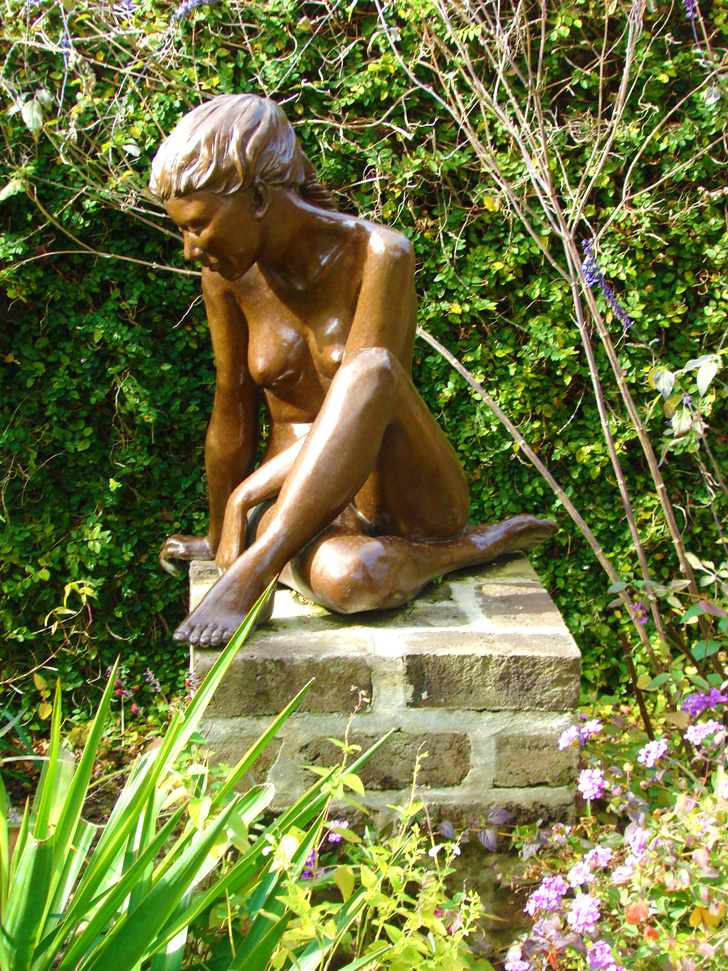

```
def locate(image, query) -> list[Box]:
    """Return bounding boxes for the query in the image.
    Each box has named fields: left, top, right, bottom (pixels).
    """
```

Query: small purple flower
left=685, top=719, right=724, bottom=746
left=327, top=819, right=349, bottom=844
left=629, top=600, right=648, bottom=625
left=587, top=940, right=622, bottom=970
left=579, top=767, right=607, bottom=801
left=625, top=826, right=649, bottom=860
left=683, top=0, right=698, bottom=19
left=504, top=961, right=531, bottom=971
left=683, top=690, right=728, bottom=718
left=559, top=726, right=580, bottom=749
left=524, top=874, right=568, bottom=916
left=145, top=668, right=162, bottom=692
left=580, top=719, right=603, bottom=741
left=567, top=894, right=600, bottom=934
left=301, top=849, right=318, bottom=881
left=550, top=823, right=572, bottom=844
left=637, top=739, right=669, bottom=768
left=611, top=864, right=634, bottom=885
left=581, top=240, right=634, bottom=329
left=171, top=0, right=218, bottom=23
left=568, top=860, right=593, bottom=887
left=585, top=846, right=614, bottom=869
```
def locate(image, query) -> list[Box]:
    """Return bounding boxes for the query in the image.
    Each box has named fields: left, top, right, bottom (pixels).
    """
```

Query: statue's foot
left=462, top=515, right=557, bottom=565
left=160, top=534, right=215, bottom=576
left=173, top=567, right=273, bottom=647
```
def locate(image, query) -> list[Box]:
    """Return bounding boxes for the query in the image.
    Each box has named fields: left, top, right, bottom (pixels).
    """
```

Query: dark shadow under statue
left=150, top=93, right=555, bottom=647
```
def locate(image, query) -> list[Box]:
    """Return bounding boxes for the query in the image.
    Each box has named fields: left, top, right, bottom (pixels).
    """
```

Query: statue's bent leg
left=172, top=347, right=553, bottom=646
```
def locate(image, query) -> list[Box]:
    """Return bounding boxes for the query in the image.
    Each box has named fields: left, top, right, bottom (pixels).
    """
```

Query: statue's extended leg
left=286, top=516, right=556, bottom=613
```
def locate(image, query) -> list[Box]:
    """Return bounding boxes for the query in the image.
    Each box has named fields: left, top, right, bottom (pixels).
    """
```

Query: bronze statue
left=150, top=94, right=555, bottom=647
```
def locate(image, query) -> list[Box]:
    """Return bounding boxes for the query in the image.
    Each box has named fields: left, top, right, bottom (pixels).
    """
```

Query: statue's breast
left=234, top=269, right=351, bottom=394
left=247, top=316, right=308, bottom=391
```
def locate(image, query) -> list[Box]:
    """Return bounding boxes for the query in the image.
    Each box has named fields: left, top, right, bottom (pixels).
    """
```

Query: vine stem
left=416, top=326, right=659, bottom=666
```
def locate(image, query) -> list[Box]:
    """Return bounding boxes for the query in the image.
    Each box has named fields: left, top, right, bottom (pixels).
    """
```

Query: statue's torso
left=213, top=218, right=417, bottom=457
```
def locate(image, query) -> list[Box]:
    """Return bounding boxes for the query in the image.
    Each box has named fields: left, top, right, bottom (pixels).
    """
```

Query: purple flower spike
left=172, top=0, right=218, bottom=23
left=327, top=819, right=349, bottom=844
left=581, top=239, right=634, bottom=329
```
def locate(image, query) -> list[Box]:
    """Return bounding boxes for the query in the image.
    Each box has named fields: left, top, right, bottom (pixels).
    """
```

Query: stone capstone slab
left=189, top=553, right=581, bottom=821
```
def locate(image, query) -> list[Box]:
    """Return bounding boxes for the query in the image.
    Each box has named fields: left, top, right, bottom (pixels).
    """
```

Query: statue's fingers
left=159, top=549, right=183, bottom=576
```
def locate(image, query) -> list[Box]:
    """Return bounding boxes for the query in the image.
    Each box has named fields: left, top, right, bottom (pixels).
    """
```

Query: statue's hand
left=159, top=534, right=215, bottom=576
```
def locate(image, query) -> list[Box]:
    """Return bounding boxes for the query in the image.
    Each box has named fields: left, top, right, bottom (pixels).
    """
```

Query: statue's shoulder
left=358, top=219, right=413, bottom=264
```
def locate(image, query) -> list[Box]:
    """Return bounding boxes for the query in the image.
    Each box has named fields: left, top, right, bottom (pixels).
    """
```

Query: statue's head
left=150, top=94, right=333, bottom=209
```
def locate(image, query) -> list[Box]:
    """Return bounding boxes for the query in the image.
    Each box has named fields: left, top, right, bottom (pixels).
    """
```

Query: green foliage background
left=1, top=0, right=727, bottom=710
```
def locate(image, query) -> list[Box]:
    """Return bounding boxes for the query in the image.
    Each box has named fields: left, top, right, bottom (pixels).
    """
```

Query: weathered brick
left=425, top=791, right=574, bottom=829
left=300, top=731, right=471, bottom=790
left=494, top=732, right=577, bottom=787
left=404, top=631, right=580, bottom=711
left=201, top=728, right=282, bottom=788
left=192, top=639, right=372, bottom=716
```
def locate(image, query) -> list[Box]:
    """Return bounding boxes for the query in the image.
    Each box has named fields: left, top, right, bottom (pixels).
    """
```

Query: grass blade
left=212, top=678, right=313, bottom=808
left=81, top=800, right=241, bottom=971
left=165, top=582, right=276, bottom=769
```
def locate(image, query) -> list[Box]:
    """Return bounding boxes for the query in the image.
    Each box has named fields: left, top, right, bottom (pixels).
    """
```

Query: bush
left=1, top=0, right=726, bottom=702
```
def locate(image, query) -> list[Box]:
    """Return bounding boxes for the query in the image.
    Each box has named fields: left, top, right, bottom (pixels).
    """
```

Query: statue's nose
left=183, top=235, right=202, bottom=261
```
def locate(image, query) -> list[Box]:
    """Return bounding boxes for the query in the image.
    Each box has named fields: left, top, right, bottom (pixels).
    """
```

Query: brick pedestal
left=189, top=554, right=580, bottom=825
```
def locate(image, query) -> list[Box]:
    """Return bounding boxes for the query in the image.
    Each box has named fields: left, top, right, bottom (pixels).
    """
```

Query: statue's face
left=165, top=188, right=262, bottom=280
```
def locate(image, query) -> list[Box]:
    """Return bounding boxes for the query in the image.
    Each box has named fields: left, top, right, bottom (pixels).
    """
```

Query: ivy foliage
left=0, top=0, right=726, bottom=708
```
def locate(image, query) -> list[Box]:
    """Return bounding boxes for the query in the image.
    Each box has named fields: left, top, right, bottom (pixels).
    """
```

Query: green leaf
left=652, top=367, right=675, bottom=398
left=20, top=100, right=43, bottom=135
left=212, top=677, right=313, bottom=807
left=341, top=773, right=365, bottom=797
left=607, top=581, right=628, bottom=593
left=647, top=673, right=670, bottom=690
left=697, top=359, right=718, bottom=396
left=334, top=864, right=355, bottom=902
left=0, top=179, right=24, bottom=202
left=80, top=800, right=241, bottom=971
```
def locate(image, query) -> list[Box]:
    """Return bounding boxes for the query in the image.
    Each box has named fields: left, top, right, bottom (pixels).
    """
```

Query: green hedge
left=1, top=0, right=726, bottom=711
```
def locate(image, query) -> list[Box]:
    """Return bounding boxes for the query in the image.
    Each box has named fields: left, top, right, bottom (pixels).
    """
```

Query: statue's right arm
left=201, top=269, right=259, bottom=553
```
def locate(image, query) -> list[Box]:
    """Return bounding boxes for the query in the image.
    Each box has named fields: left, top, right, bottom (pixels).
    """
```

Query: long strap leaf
left=212, top=677, right=313, bottom=808
left=42, top=806, right=185, bottom=971
left=80, top=799, right=241, bottom=971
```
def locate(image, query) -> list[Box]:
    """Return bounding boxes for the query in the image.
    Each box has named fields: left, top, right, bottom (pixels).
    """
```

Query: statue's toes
left=208, top=625, right=226, bottom=647
left=195, top=624, right=215, bottom=647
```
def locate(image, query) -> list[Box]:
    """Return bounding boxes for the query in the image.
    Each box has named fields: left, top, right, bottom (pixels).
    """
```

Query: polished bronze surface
left=150, top=94, right=555, bottom=646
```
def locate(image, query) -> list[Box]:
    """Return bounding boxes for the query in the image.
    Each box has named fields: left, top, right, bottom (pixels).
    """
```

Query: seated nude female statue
left=150, top=94, right=555, bottom=647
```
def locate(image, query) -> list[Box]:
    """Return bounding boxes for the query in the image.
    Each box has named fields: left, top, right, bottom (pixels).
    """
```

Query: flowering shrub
left=508, top=694, right=728, bottom=970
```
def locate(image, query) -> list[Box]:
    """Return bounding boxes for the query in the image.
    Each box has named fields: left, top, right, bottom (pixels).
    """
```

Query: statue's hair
left=149, top=94, right=335, bottom=210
